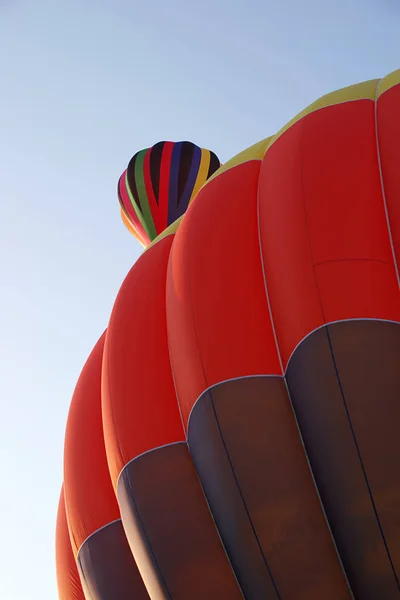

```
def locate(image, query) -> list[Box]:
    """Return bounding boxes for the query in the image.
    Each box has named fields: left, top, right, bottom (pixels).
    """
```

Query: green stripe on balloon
left=134, top=150, right=157, bottom=240
left=124, top=171, right=150, bottom=241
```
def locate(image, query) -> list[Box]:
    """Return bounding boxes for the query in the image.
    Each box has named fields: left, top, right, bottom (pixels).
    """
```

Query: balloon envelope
left=58, top=69, right=400, bottom=600
left=118, top=141, right=220, bottom=246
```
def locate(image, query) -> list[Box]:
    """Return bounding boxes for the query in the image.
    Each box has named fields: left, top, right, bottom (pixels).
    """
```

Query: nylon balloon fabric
left=58, top=69, right=400, bottom=600
left=118, top=141, right=220, bottom=246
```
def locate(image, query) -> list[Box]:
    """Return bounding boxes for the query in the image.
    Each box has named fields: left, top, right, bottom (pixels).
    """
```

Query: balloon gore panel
left=188, top=377, right=351, bottom=600
left=117, top=442, right=243, bottom=600
left=286, top=320, right=400, bottom=598
left=77, top=520, right=149, bottom=600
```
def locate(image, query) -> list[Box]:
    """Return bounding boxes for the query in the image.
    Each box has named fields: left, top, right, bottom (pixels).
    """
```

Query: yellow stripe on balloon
left=189, top=149, right=211, bottom=205
left=204, top=137, right=272, bottom=188
left=377, top=69, right=400, bottom=98
left=203, top=76, right=386, bottom=188
left=267, top=78, right=379, bottom=153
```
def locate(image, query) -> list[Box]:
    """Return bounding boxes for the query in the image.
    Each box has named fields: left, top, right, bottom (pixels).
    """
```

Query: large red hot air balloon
left=57, top=70, right=400, bottom=600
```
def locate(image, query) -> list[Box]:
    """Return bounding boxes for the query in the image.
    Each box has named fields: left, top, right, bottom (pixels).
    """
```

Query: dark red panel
left=188, top=377, right=351, bottom=600
left=118, top=443, right=243, bottom=599
left=286, top=320, right=400, bottom=598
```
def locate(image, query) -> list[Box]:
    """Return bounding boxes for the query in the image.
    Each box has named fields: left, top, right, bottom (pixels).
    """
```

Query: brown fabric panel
left=189, top=387, right=279, bottom=600
left=328, top=321, right=400, bottom=579
left=117, top=442, right=242, bottom=600
left=189, top=377, right=351, bottom=600
left=286, top=320, right=400, bottom=599
left=77, top=519, right=149, bottom=599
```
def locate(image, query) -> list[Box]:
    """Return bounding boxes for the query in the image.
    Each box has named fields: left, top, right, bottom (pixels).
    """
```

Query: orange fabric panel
left=56, top=486, right=85, bottom=600
left=377, top=82, right=400, bottom=278
left=64, top=333, right=120, bottom=556
left=102, top=236, right=185, bottom=487
left=167, top=161, right=282, bottom=427
left=259, top=100, right=400, bottom=367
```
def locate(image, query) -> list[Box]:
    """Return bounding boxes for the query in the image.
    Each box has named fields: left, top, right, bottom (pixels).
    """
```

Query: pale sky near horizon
left=0, top=1, right=399, bottom=598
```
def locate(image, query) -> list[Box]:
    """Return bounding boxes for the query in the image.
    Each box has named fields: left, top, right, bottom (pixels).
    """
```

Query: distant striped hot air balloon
left=118, top=141, right=220, bottom=246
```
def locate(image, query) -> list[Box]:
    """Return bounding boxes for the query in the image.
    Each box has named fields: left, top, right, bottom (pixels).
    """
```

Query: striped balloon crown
left=118, top=141, right=220, bottom=247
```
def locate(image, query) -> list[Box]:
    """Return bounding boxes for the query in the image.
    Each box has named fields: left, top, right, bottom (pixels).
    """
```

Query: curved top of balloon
left=118, top=141, right=221, bottom=247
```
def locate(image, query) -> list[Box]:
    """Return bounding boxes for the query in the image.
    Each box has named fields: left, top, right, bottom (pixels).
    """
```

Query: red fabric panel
left=102, top=236, right=185, bottom=487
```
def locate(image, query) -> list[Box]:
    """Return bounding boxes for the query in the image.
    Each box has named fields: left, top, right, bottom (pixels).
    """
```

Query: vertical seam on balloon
left=169, top=200, right=264, bottom=591
left=185, top=207, right=210, bottom=428
left=256, top=162, right=284, bottom=375
left=297, top=115, right=355, bottom=592
left=165, top=235, right=188, bottom=437
left=186, top=433, right=246, bottom=599
left=375, top=78, right=400, bottom=289
left=325, top=324, right=400, bottom=592
left=287, top=379, right=357, bottom=597
left=119, top=439, right=245, bottom=598
left=283, top=116, right=356, bottom=596
left=281, top=377, right=356, bottom=599
left=299, top=112, right=399, bottom=592
left=208, top=389, right=282, bottom=600
left=121, top=470, right=173, bottom=599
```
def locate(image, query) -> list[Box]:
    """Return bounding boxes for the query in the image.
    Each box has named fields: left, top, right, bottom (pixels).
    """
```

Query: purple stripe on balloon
left=178, top=145, right=202, bottom=219
left=168, top=142, right=183, bottom=225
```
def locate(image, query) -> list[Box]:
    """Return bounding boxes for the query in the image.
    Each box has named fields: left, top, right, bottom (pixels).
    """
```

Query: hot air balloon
left=117, top=141, right=220, bottom=246
left=57, top=69, right=400, bottom=600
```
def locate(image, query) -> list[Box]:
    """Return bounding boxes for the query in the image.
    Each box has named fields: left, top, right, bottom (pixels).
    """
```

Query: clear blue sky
left=0, top=1, right=398, bottom=598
